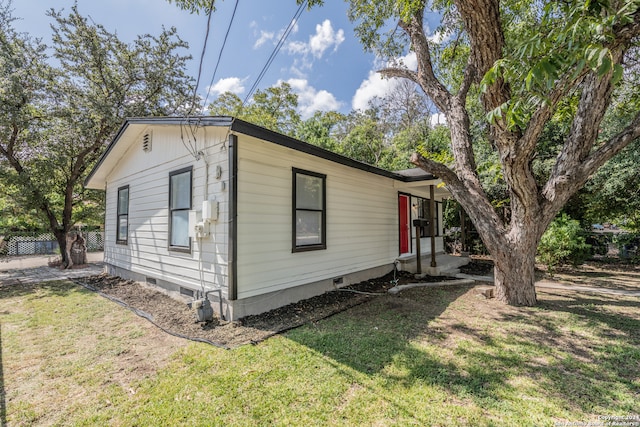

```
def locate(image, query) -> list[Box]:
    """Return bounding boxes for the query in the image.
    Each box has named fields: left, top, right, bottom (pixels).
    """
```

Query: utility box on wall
left=188, top=210, right=202, bottom=238
left=202, top=199, right=218, bottom=222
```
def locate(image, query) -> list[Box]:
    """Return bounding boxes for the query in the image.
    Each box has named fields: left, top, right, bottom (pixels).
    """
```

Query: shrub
left=537, top=214, right=591, bottom=274
left=613, top=233, right=640, bottom=259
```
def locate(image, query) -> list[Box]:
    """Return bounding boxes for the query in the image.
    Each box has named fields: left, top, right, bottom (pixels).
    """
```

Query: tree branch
left=411, top=152, right=506, bottom=243
left=581, top=111, right=640, bottom=185
left=397, top=9, right=452, bottom=114
left=544, top=67, right=618, bottom=205
left=518, top=70, right=588, bottom=160
left=541, top=111, right=640, bottom=223
left=379, top=67, right=418, bottom=84
left=456, top=59, right=476, bottom=102
left=0, top=124, right=61, bottom=234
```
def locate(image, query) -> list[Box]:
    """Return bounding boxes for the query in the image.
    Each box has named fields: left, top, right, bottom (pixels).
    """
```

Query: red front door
left=399, top=195, right=410, bottom=254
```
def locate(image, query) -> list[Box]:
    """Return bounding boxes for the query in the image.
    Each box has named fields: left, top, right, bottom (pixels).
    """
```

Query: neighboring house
left=85, top=116, right=449, bottom=320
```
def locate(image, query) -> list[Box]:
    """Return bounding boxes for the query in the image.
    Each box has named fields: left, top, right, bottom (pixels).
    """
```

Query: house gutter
left=228, top=133, right=238, bottom=301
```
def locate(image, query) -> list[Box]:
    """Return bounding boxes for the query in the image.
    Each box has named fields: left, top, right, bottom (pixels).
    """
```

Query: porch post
left=460, top=207, right=467, bottom=253
left=415, top=224, right=422, bottom=274
left=430, top=185, right=437, bottom=268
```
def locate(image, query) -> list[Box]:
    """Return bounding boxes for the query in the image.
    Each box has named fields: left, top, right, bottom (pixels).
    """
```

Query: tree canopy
left=339, top=0, right=640, bottom=305
left=209, top=83, right=301, bottom=136
left=0, top=2, right=194, bottom=266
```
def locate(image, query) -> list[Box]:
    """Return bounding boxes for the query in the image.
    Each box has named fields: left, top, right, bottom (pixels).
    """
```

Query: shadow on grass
left=287, top=284, right=640, bottom=415
left=287, top=284, right=514, bottom=407
left=287, top=285, right=469, bottom=373
left=0, top=280, right=89, bottom=300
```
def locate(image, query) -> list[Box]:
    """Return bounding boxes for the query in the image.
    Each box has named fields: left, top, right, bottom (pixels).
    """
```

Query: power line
left=202, top=0, right=240, bottom=111
left=189, top=0, right=216, bottom=115
left=242, top=0, right=307, bottom=106
left=180, top=0, right=215, bottom=159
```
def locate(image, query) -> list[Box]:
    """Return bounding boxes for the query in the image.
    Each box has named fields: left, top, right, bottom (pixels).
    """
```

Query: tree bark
left=492, top=239, right=538, bottom=306
left=53, top=229, right=70, bottom=268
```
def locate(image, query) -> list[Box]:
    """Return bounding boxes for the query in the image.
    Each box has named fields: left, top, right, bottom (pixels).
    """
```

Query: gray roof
left=85, top=116, right=439, bottom=187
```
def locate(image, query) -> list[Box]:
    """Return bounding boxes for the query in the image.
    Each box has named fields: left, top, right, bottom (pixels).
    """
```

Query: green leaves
left=0, top=3, right=194, bottom=237
left=209, top=83, right=301, bottom=137
left=537, top=213, right=591, bottom=273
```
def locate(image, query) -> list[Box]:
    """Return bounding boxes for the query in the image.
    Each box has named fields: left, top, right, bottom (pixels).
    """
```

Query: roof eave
left=84, top=116, right=440, bottom=189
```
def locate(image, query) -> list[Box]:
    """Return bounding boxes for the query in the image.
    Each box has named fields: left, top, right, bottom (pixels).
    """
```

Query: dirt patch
left=542, top=260, right=640, bottom=291
left=459, top=258, right=495, bottom=276
left=72, top=260, right=640, bottom=349
left=77, top=271, right=451, bottom=348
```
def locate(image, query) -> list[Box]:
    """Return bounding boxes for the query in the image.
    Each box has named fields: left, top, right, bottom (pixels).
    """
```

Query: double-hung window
left=116, top=185, right=129, bottom=245
left=169, top=167, right=192, bottom=251
left=292, top=168, right=326, bottom=252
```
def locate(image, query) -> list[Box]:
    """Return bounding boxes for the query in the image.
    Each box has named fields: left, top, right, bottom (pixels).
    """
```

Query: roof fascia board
left=84, top=116, right=438, bottom=188
left=229, top=118, right=436, bottom=183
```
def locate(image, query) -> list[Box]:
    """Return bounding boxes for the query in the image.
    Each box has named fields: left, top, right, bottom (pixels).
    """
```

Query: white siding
left=235, top=136, right=402, bottom=299
left=103, top=126, right=230, bottom=295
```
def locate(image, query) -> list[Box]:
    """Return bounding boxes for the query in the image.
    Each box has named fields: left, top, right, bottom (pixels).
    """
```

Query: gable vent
left=142, top=132, right=152, bottom=152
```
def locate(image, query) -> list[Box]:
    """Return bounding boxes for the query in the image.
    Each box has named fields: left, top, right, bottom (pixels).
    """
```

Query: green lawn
left=1, top=277, right=639, bottom=426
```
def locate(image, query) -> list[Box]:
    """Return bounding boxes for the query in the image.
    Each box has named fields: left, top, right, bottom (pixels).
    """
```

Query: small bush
left=613, top=233, right=640, bottom=259
left=537, top=214, right=591, bottom=274
left=585, top=233, right=610, bottom=256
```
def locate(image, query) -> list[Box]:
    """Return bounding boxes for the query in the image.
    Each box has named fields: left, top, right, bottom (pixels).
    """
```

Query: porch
left=396, top=252, right=471, bottom=276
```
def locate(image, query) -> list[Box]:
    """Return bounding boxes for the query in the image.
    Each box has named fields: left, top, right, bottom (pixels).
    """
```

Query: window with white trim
left=293, top=168, right=326, bottom=252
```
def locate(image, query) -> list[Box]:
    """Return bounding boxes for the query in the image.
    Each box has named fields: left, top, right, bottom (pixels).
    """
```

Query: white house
left=85, top=117, right=450, bottom=320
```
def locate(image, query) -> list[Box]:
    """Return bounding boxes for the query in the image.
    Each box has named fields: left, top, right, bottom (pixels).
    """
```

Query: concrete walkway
left=451, top=272, right=640, bottom=297
left=0, top=252, right=105, bottom=285
left=535, top=279, right=640, bottom=297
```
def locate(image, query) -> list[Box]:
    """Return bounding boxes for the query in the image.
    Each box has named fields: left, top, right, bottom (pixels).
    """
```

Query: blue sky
left=10, top=0, right=441, bottom=119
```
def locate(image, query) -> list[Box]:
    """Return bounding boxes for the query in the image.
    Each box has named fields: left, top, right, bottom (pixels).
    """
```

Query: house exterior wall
left=102, top=125, right=230, bottom=297
left=234, top=135, right=443, bottom=301
left=95, top=119, right=450, bottom=320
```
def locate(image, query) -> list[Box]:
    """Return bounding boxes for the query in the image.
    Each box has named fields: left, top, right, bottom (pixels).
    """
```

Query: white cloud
left=285, top=19, right=344, bottom=60
left=428, top=30, right=451, bottom=45
left=208, top=77, right=246, bottom=95
left=280, top=78, right=342, bottom=119
left=290, top=21, right=300, bottom=35
left=254, top=30, right=274, bottom=49
left=309, top=20, right=345, bottom=58
left=352, top=52, right=418, bottom=111
left=352, top=71, right=396, bottom=111
left=253, top=18, right=299, bottom=50
left=286, top=40, right=308, bottom=55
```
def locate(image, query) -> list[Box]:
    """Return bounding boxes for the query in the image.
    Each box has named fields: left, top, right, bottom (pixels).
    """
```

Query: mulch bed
left=459, top=258, right=495, bottom=276
left=76, top=270, right=452, bottom=349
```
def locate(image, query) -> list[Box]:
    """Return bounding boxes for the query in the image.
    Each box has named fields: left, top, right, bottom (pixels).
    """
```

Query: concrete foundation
left=105, top=262, right=395, bottom=321
left=397, top=252, right=471, bottom=276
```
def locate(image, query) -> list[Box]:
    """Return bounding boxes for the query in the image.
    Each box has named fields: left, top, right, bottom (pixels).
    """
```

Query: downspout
left=228, top=133, right=238, bottom=301
left=202, top=126, right=209, bottom=201
left=103, top=182, right=108, bottom=260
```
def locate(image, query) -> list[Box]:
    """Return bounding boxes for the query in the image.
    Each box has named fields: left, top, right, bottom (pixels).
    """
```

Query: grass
left=549, top=261, right=640, bottom=291
left=1, top=271, right=639, bottom=426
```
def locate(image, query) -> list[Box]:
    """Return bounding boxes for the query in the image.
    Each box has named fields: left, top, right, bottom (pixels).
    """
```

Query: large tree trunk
left=392, top=1, right=640, bottom=308
left=493, top=242, right=538, bottom=306
left=53, top=229, right=71, bottom=269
